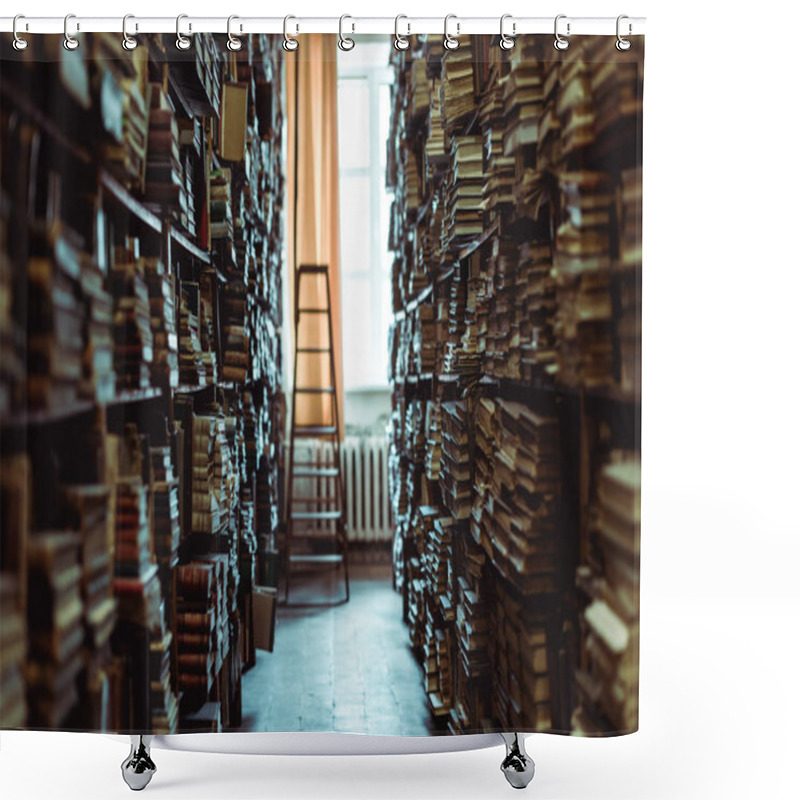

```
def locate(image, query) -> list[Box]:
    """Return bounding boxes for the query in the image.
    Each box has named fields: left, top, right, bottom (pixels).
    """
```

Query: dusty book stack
left=144, top=258, right=179, bottom=388
left=25, top=532, right=84, bottom=727
left=1, top=30, right=287, bottom=733
left=574, top=453, right=640, bottom=734
left=111, top=256, right=154, bottom=391
left=388, top=34, right=642, bottom=733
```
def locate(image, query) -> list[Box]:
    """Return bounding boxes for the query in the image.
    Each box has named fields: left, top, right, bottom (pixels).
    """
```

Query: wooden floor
left=240, top=563, right=436, bottom=735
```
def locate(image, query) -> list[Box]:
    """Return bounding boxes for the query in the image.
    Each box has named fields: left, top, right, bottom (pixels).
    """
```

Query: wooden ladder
left=283, top=265, right=349, bottom=605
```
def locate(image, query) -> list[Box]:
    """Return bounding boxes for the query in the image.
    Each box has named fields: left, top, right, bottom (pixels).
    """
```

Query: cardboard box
left=252, top=585, right=277, bottom=652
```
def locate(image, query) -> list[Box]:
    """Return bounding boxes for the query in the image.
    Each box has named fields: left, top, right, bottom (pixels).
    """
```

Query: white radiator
left=307, top=435, right=393, bottom=543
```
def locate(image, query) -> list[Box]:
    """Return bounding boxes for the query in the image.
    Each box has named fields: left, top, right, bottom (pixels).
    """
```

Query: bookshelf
left=386, top=35, right=642, bottom=734
left=0, top=33, right=285, bottom=732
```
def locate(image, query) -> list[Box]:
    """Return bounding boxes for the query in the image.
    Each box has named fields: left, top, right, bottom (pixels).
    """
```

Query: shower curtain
left=0, top=29, right=643, bottom=738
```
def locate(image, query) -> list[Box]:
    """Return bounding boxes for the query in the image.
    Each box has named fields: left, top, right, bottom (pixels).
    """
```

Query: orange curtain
left=285, top=35, right=344, bottom=432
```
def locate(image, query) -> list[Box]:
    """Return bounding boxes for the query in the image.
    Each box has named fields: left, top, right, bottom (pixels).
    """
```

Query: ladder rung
left=295, top=387, right=334, bottom=394
left=291, top=511, right=342, bottom=521
left=298, top=308, right=329, bottom=314
left=288, top=554, right=344, bottom=564
left=296, top=347, right=331, bottom=353
left=292, top=467, right=340, bottom=477
left=291, top=496, right=340, bottom=504
left=298, top=265, right=330, bottom=274
left=294, top=426, right=338, bottom=437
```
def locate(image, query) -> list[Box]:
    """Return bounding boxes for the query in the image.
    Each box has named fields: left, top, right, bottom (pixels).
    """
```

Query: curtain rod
left=0, top=16, right=646, bottom=37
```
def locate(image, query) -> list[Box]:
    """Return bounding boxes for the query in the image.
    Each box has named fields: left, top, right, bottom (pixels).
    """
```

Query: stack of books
left=149, top=600, right=178, bottom=733
left=585, top=38, right=643, bottom=139
left=114, top=478, right=152, bottom=578
left=405, top=150, right=422, bottom=212
left=453, top=277, right=486, bottom=378
left=150, top=446, right=180, bottom=569
left=470, top=397, right=496, bottom=551
left=26, top=229, right=85, bottom=409
left=210, top=169, right=234, bottom=241
left=25, top=532, right=84, bottom=727
left=502, top=38, right=545, bottom=156
left=193, top=33, right=222, bottom=115
left=483, top=237, right=518, bottom=379
left=412, top=303, right=436, bottom=374
left=0, top=576, right=27, bottom=727
left=191, top=414, right=219, bottom=534
left=491, top=578, right=553, bottom=731
left=451, top=534, right=491, bottom=732
left=439, top=401, right=472, bottom=520
left=536, top=59, right=562, bottom=171
left=555, top=42, right=596, bottom=157
left=178, top=283, right=206, bottom=386
left=144, top=258, right=179, bottom=388
left=104, top=78, right=149, bottom=192
left=198, top=276, right=219, bottom=384
left=61, top=485, right=116, bottom=660
left=574, top=453, right=640, bottom=733
left=79, top=253, right=115, bottom=403
left=144, top=85, right=185, bottom=219
left=443, top=135, right=485, bottom=251
left=425, top=624, right=453, bottom=718
left=193, top=554, right=231, bottom=675
left=440, top=39, right=476, bottom=134
left=481, top=80, right=515, bottom=215
left=176, top=563, right=216, bottom=698
left=552, top=171, right=614, bottom=389
left=110, top=259, right=154, bottom=391
left=409, top=59, right=432, bottom=123
left=220, top=284, right=248, bottom=383
left=424, top=400, right=443, bottom=481
left=425, top=86, right=447, bottom=178
left=403, top=399, right=427, bottom=465
left=517, top=240, right=557, bottom=384
left=488, top=401, right=561, bottom=591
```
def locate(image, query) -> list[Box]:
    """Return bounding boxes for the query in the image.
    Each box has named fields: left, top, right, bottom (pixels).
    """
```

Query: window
left=337, top=42, right=394, bottom=391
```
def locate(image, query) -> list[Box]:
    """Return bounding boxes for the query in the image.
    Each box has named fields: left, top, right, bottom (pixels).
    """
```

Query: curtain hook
left=394, top=15, right=410, bottom=51
left=283, top=15, right=298, bottom=51
left=12, top=14, right=28, bottom=51
left=616, top=14, right=632, bottom=51
left=227, top=15, right=242, bottom=52
left=176, top=14, right=192, bottom=50
left=554, top=14, right=570, bottom=51
left=63, top=13, right=79, bottom=51
left=338, top=15, right=355, bottom=51
left=122, top=15, right=138, bottom=51
left=499, top=14, right=516, bottom=51
left=443, top=14, right=459, bottom=51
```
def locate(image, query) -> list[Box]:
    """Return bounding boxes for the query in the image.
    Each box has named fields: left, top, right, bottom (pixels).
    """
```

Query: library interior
left=0, top=31, right=641, bottom=738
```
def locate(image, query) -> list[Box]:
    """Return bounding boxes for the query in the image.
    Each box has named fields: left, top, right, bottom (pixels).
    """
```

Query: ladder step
left=294, top=426, right=338, bottom=437
left=288, top=554, right=344, bottom=564
left=296, top=347, right=331, bottom=353
left=290, top=511, right=342, bottom=521
left=292, top=467, right=340, bottom=477
left=298, top=265, right=330, bottom=274
left=295, top=387, right=334, bottom=394
left=291, top=496, right=340, bottom=504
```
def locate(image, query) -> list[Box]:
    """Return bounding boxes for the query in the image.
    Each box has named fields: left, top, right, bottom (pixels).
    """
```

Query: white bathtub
left=115, top=731, right=535, bottom=790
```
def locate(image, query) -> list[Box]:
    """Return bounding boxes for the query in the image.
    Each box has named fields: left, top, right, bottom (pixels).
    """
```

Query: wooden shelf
left=0, top=81, right=92, bottom=165
left=100, top=171, right=163, bottom=234
left=0, top=387, right=163, bottom=429
left=457, top=219, right=500, bottom=261
left=170, top=227, right=211, bottom=266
